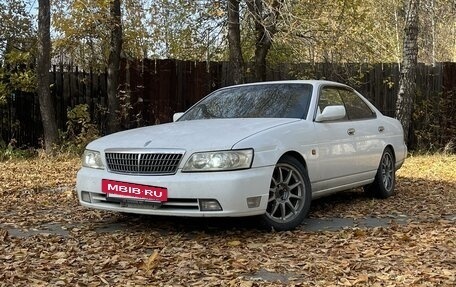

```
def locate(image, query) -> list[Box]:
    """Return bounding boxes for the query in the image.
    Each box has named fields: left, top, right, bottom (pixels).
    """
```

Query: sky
left=27, top=0, right=38, bottom=16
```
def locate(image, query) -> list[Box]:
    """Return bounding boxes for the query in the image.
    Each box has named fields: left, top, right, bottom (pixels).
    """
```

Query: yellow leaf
left=143, top=250, right=159, bottom=272
left=442, top=269, right=453, bottom=276
left=0, top=228, right=8, bottom=241
left=227, top=240, right=241, bottom=247
left=339, top=277, right=352, bottom=286
left=353, top=274, right=369, bottom=285
left=98, top=275, right=109, bottom=285
left=239, top=281, right=253, bottom=287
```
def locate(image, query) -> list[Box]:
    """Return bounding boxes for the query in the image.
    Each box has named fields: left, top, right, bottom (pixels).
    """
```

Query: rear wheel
left=261, top=155, right=311, bottom=231
left=364, top=148, right=396, bottom=198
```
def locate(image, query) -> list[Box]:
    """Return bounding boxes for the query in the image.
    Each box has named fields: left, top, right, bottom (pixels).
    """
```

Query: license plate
left=101, top=179, right=168, bottom=202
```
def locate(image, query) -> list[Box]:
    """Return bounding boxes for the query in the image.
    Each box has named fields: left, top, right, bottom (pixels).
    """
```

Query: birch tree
left=396, top=0, right=420, bottom=144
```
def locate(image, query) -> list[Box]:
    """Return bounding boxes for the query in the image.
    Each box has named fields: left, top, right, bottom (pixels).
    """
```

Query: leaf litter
left=0, top=154, right=455, bottom=286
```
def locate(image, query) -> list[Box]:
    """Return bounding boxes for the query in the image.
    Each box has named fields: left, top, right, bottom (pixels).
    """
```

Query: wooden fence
left=1, top=60, right=455, bottom=149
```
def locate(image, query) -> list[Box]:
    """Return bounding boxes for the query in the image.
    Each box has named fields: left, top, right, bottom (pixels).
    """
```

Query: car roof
left=226, top=80, right=350, bottom=89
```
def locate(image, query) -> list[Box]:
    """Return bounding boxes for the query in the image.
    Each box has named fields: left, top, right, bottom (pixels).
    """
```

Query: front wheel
left=261, top=155, right=311, bottom=231
left=364, top=148, right=396, bottom=198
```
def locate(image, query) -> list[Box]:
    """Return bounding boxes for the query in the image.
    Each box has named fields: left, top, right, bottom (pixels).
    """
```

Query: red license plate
left=102, top=179, right=168, bottom=202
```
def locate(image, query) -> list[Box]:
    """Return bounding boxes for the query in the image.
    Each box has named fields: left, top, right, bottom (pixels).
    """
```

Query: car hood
left=87, top=118, right=300, bottom=152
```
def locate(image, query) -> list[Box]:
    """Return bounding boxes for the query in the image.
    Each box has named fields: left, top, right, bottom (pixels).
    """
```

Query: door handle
left=378, top=126, right=385, bottom=132
left=347, top=128, right=355, bottom=135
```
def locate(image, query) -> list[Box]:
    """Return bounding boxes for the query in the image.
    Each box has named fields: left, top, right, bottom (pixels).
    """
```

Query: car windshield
left=179, top=83, right=313, bottom=121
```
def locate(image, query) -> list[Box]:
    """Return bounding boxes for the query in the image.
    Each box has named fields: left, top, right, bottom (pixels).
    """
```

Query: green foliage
left=59, top=104, right=100, bottom=155
left=52, top=0, right=226, bottom=67
left=412, top=91, right=456, bottom=153
left=0, top=103, right=101, bottom=160
left=5, top=50, right=31, bottom=64
left=0, top=0, right=35, bottom=56
left=147, top=1, right=224, bottom=60
left=0, top=0, right=36, bottom=103
left=52, top=0, right=111, bottom=69
left=0, top=82, right=8, bottom=105
left=9, top=70, right=36, bottom=93
left=0, top=139, right=36, bottom=162
left=0, top=50, right=36, bottom=103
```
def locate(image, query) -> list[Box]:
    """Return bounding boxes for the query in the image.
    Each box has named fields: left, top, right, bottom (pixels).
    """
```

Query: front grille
left=105, top=152, right=183, bottom=175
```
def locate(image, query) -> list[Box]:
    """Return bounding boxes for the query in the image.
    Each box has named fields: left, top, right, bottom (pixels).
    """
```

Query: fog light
left=247, top=196, right=261, bottom=208
left=81, top=191, right=92, bottom=203
left=199, top=199, right=222, bottom=211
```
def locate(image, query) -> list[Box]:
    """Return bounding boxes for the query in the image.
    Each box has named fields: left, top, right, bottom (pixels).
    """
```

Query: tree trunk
left=227, top=0, right=244, bottom=85
left=396, top=0, right=419, bottom=145
left=37, top=0, right=58, bottom=153
left=247, top=0, right=283, bottom=81
left=106, top=0, right=122, bottom=134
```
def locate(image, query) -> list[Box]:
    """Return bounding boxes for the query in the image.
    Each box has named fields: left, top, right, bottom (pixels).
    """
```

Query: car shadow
left=92, top=188, right=372, bottom=234
left=95, top=213, right=264, bottom=235
left=309, top=188, right=367, bottom=215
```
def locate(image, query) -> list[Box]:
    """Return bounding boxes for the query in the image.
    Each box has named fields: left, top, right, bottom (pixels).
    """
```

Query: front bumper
left=76, top=166, right=274, bottom=217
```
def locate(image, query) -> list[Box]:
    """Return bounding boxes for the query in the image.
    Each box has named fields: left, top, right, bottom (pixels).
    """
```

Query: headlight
left=82, top=149, right=104, bottom=169
left=182, top=149, right=253, bottom=172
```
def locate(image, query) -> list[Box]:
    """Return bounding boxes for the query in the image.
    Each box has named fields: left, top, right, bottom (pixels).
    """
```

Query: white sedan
left=76, top=80, right=407, bottom=230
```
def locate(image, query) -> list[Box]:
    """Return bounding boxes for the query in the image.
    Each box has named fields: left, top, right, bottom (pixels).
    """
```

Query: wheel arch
left=385, top=144, right=396, bottom=161
left=279, top=151, right=308, bottom=170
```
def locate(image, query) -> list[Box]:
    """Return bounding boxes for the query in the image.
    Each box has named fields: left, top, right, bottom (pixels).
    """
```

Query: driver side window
left=318, top=87, right=347, bottom=120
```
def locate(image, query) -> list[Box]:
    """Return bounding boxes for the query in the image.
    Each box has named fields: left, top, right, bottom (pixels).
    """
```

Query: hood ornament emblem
left=144, top=140, right=152, bottom=147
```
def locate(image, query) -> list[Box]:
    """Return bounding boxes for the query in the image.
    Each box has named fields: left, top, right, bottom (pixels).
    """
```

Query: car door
left=312, top=86, right=357, bottom=192
left=338, top=89, right=384, bottom=178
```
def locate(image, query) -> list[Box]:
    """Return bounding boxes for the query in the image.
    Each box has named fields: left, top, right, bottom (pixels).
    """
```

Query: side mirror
left=315, top=105, right=346, bottom=122
left=173, top=112, right=184, bottom=122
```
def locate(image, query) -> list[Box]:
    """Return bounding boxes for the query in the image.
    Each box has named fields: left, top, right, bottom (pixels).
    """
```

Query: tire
left=261, top=155, right=312, bottom=231
left=364, top=148, right=396, bottom=199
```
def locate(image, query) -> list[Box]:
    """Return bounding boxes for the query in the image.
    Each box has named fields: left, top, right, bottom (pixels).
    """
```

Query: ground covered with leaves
left=0, top=154, right=455, bottom=286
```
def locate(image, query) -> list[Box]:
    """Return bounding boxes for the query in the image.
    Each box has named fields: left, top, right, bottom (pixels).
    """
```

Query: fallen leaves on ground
left=0, top=154, right=455, bottom=286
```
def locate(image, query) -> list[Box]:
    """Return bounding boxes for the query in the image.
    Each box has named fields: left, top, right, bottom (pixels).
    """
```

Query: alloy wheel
left=381, top=152, right=394, bottom=191
left=266, top=163, right=306, bottom=223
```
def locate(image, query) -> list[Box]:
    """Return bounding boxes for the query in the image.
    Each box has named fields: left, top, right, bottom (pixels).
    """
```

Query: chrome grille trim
left=104, top=149, right=185, bottom=175
left=91, top=192, right=199, bottom=210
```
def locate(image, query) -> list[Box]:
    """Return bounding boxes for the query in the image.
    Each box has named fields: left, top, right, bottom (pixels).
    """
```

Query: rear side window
left=339, top=90, right=376, bottom=120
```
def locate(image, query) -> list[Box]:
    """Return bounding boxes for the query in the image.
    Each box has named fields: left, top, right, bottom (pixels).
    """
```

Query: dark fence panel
left=0, top=60, right=455, bottom=149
